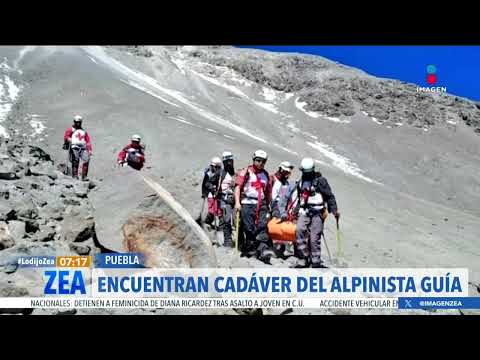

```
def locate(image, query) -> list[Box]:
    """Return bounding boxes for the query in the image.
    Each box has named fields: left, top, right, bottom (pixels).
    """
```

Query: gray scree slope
left=0, top=45, right=478, bottom=315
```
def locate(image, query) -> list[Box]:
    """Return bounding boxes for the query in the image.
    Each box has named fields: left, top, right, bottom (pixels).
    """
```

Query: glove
left=62, top=142, right=69, bottom=150
left=334, top=211, right=340, bottom=221
left=321, top=209, right=328, bottom=221
left=234, top=202, right=241, bottom=213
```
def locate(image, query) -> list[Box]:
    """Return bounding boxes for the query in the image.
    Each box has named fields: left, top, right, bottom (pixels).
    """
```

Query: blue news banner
left=12, top=253, right=480, bottom=310
left=95, top=253, right=146, bottom=268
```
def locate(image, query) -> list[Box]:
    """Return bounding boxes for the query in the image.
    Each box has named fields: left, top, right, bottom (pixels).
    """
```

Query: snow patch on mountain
left=307, top=141, right=381, bottom=184
left=295, top=97, right=350, bottom=123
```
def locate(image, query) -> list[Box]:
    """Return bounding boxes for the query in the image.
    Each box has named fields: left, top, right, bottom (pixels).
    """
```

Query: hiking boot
left=273, top=243, right=286, bottom=258
left=311, top=262, right=328, bottom=269
left=223, top=240, right=234, bottom=248
left=257, top=254, right=272, bottom=265
left=260, top=248, right=275, bottom=258
left=257, top=247, right=274, bottom=265
left=73, top=175, right=79, bottom=180
left=240, top=251, right=253, bottom=258
left=204, top=214, right=214, bottom=226
left=241, top=249, right=257, bottom=258
left=294, top=258, right=310, bottom=268
left=240, top=244, right=256, bottom=258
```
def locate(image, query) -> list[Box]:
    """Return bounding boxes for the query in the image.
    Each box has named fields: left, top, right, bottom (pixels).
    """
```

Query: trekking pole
left=214, top=211, right=219, bottom=245
left=322, top=232, right=333, bottom=263
left=336, top=217, right=343, bottom=259
left=213, top=172, right=222, bottom=244
left=235, top=210, right=240, bottom=252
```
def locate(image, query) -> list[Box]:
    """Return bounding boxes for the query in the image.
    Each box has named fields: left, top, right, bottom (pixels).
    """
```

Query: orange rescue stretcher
left=267, top=218, right=297, bottom=243
left=268, top=210, right=328, bottom=243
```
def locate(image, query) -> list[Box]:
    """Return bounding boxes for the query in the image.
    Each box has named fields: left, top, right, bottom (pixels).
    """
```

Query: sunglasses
left=254, top=158, right=266, bottom=164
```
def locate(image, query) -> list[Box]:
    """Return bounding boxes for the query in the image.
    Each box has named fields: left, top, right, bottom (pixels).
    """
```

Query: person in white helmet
left=269, top=161, right=295, bottom=258
left=217, top=151, right=236, bottom=247
left=270, top=161, right=295, bottom=219
left=202, top=156, right=223, bottom=227
left=63, top=115, right=92, bottom=180
left=117, top=134, right=146, bottom=170
left=234, top=149, right=274, bottom=263
left=280, top=157, right=339, bottom=268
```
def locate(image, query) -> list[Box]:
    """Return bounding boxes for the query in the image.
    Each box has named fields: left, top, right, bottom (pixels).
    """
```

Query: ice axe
left=321, top=232, right=333, bottom=263
left=235, top=211, right=240, bottom=252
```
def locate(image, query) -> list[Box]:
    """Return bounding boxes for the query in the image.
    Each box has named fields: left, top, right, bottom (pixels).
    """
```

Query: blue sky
left=238, top=46, right=480, bottom=101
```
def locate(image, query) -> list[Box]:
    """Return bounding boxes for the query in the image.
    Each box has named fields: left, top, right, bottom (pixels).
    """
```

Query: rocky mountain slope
left=166, top=46, right=480, bottom=131
left=0, top=45, right=479, bottom=315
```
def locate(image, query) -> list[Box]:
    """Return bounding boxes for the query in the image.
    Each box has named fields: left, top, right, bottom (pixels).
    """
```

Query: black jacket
left=287, top=171, right=338, bottom=215
left=201, top=167, right=221, bottom=198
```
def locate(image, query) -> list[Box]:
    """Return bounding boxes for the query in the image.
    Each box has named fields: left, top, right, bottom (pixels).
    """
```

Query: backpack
left=287, top=172, right=324, bottom=219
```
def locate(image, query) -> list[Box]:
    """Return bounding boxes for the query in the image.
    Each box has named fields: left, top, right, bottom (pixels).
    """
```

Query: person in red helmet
left=63, top=115, right=92, bottom=181
left=117, top=134, right=146, bottom=171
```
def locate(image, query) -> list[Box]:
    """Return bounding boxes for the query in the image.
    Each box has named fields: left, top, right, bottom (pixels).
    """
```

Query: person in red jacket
left=117, top=134, right=145, bottom=171
left=63, top=115, right=92, bottom=181
left=234, top=149, right=274, bottom=264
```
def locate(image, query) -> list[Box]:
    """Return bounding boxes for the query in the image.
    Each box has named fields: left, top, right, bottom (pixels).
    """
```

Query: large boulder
left=90, top=168, right=154, bottom=252
left=91, top=169, right=216, bottom=267
left=126, top=176, right=217, bottom=268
